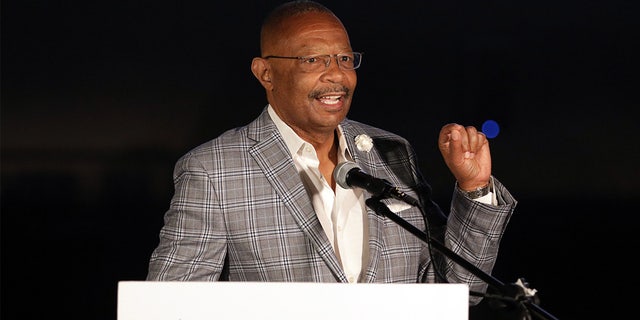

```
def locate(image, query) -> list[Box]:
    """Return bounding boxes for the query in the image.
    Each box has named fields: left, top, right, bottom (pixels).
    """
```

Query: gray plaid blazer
left=147, top=106, right=516, bottom=301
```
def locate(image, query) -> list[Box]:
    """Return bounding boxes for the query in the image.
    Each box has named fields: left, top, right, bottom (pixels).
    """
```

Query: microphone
left=333, top=161, right=420, bottom=206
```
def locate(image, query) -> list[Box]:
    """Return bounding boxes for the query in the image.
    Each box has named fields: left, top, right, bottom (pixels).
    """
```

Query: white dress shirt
left=267, top=105, right=494, bottom=283
left=268, top=105, right=366, bottom=283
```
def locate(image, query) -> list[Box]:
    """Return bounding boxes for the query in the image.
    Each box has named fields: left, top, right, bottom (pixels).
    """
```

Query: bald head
left=260, top=1, right=345, bottom=56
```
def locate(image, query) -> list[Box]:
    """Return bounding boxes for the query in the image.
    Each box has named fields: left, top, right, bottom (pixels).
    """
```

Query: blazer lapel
left=357, top=160, right=387, bottom=283
left=246, top=110, right=347, bottom=281
left=340, top=122, right=388, bottom=283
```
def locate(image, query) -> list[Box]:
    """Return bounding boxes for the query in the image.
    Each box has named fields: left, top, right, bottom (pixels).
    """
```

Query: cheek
left=347, top=72, right=358, bottom=89
left=272, top=75, right=309, bottom=104
left=284, top=74, right=315, bottom=96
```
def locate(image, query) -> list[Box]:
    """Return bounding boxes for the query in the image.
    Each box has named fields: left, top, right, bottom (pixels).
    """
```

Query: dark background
left=2, top=0, right=639, bottom=319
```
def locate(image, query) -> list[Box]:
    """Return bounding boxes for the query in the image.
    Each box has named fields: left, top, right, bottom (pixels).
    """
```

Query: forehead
left=267, top=12, right=351, bottom=54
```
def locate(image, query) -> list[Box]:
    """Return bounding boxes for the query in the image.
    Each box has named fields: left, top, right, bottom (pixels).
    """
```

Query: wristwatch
left=460, top=182, right=491, bottom=199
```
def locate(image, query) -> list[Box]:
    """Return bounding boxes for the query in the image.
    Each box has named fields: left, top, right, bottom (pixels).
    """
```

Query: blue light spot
left=482, top=120, right=500, bottom=138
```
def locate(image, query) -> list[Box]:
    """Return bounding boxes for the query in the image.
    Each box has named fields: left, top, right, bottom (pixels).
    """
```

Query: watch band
left=461, top=182, right=491, bottom=199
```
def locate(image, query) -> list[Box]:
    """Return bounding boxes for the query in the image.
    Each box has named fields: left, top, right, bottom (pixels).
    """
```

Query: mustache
left=309, top=86, right=350, bottom=99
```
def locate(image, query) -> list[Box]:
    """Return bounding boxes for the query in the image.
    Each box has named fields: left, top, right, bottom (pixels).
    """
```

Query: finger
left=449, top=127, right=468, bottom=161
left=465, top=126, right=479, bottom=151
left=469, top=127, right=489, bottom=153
left=475, top=131, right=487, bottom=152
left=438, top=123, right=458, bottom=146
left=457, top=126, right=471, bottom=158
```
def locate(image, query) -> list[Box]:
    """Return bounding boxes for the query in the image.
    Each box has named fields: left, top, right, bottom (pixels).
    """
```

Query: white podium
left=118, top=281, right=469, bottom=320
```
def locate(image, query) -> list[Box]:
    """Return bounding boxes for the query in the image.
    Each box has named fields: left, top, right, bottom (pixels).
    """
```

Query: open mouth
left=318, top=95, right=342, bottom=104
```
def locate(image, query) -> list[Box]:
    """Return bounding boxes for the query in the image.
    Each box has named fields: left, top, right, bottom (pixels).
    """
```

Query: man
left=146, top=0, right=516, bottom=305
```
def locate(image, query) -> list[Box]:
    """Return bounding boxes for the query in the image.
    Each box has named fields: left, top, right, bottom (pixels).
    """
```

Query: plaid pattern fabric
left=147, top=106, right=516, bottom=303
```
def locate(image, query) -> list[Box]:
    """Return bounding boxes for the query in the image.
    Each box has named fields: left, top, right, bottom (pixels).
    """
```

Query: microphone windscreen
left=333, top=161, right=360, bottom=189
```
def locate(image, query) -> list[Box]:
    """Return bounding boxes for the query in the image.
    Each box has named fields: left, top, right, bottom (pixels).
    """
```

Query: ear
left=251, top=57, right=273, bottom=90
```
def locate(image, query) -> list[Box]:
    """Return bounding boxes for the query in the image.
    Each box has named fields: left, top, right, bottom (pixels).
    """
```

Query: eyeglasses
left=263, top=52, right=363, bottom=72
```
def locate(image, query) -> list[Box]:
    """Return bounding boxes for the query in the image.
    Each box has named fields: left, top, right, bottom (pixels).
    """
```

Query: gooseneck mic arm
left=334, top=161, right=558, bottom=320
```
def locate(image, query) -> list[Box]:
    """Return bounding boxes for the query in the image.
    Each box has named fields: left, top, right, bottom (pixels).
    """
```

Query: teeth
left=319, top=96, right=340, bottom=105
left=319, top=95, right=341, bottom=100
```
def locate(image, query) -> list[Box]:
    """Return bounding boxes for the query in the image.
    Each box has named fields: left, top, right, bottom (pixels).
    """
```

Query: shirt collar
left=267, top=104, right=352, bottom=162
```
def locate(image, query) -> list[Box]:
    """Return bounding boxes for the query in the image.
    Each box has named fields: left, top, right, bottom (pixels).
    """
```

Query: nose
left=321, top=59, right=347, bottom=83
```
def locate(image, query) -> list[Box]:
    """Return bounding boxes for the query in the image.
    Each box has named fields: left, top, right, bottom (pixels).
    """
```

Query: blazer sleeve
left=442, top=175, right=517, bottom=305
left=146, top=151, right=228, bottom=281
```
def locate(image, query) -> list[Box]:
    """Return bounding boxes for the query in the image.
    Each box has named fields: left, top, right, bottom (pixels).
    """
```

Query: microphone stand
left=365, top=196, right=559, bottom=320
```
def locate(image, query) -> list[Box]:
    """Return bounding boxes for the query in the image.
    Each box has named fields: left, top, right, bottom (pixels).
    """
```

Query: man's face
left=260, top=12, right=357, bottom=139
